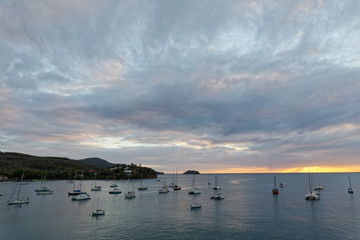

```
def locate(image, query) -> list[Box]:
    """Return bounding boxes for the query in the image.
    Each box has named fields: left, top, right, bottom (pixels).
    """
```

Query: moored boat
left=305, top=171, right=319, bottom=200
left=188, top=174, right=201, bottom=195
left=92, top=197, right=105, bottom=216
left=72, top=193, right=91, bottom=201
left=272, top=175, right=279, bottom=195
left=124, top=191, right=136, bottom=199
left=109, top=188, right=122, bottom=194
left=8, top=171, right=30, bottom=205
left=348, top=173, right=354, bottom=194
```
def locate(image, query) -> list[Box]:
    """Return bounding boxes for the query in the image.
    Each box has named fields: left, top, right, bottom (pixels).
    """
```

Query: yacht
left=210, top=192, right=224, bottom=200
left=71, top=193, right=91, bottom=201
left=109, top=188, right=122, bottom=194
left=212, top=176, right=221, bottom=190
left=190, top=203, right=202, bottom=209
left=272, top=175, right=279, bottom=195
left=188, top=174, right=201, bottom=195
left=314, top=184, right=324, bottom=191
left=305, top=172, right=319, bottom=200
left=188, top=187, right=201, bottom=195
left=348, top=173, right=354, bottom=194
left=92, top=197, right=105, bottom=216
left=8, top=172, right=30, bottom=205
left=124, top=191, right=136, bottom=199
left=158, top=185, right=169, bottom=193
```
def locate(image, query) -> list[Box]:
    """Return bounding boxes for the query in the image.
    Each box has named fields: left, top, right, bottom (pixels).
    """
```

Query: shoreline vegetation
left=0, top=151, right=157, bottom=181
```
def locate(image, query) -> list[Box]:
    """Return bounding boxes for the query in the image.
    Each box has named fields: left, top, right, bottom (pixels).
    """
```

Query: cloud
left=1, top=0, right=360, bottom=172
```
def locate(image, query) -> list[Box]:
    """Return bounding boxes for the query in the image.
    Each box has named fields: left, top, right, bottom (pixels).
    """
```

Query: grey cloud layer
left=1, top=0, right=360, bottom=171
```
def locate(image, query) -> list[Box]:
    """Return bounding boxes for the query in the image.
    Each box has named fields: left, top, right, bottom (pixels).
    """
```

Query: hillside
left=0, top=151, right=97, bottom=179
left=77, top=157, right=115, bottom=168
left=0, top=151, right=157, bottom=180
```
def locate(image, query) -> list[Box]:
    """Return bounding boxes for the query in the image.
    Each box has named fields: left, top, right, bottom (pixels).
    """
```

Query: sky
left=1, top=0, right=360, bottom=173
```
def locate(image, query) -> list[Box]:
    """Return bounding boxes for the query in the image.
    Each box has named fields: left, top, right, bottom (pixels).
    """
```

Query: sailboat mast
left=73, top=172, right=77, bottom=191
left=17, top=171, right=24, bottom=199
left=175, top=169, right=178, bottom=185
left=273, top=175, right=276, bottom=188
left=308, top=172, right=312, bottom=193
left=79, top=172, right=83, bottom=191
left=348, top=173, right=352, bottom=188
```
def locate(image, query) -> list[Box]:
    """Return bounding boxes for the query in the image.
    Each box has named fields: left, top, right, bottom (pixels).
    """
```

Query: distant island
left=0, top=151, right=157, bottom=180
left=183, top=170, right=200, bottom=174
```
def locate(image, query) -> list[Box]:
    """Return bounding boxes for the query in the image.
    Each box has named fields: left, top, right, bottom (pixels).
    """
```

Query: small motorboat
left=72, top=193, right=91, bottom=201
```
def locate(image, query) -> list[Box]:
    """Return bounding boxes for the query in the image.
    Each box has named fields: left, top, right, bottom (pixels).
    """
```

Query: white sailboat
left=92, top=197, right=105, bottom=216
left=138, top=174, right=148, bottom=190
left=68, top=172, right=86, bottom=195
left=212, top=175, right=221, bottom=190
left=348, top=173, right=354, bottom=194
left=8, top=172, right=29, bottom=205
left=210, top=189, right=224, bottom=200
left=305, top=171, right=319, bottom=200
left=190, top=202, right=202, bottom=209
left=109, top=187, right=122, bottom=194
left=91, top=172, right=101, bottom=191
left=110, top=173, right=118, bottom=187
left=125, top=176, right=136, bottom=199
left=35, top=175, right=53, bottom=195
left=158, top=176, right=169, bottom=193
left=169, top=170, right=175, bottom=188
left=173, top=169, right=181, bottom=191
left=124, top=191, right=136, bottom=199
left=188, top=174, right=201, bottom=195
left=72, top=193, right=91, bottom=201
left=313, top=173, right=324, bottom=191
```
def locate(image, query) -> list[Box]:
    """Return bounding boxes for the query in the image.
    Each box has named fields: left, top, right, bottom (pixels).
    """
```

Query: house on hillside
left=0, top=175, right=8, bottom=181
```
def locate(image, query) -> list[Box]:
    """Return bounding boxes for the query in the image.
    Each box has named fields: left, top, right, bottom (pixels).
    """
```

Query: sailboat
left=305, top=171, right=319, bottom=200
left=190, top=192, right=201, bottom=209
left=72, top=193, right=91, bottom=201
left=272, top=175, right=279, bottom=195
left=279, top=173, right=284, bottom=188
left=348, top=173, right=354, bottom=194
left=210, top=190, right=224, bottom=200
left=173, top=169, right=181, bottom=191
left=110, top=173, right=118, bottom=187
left=210, top=175, right=224, bottom=200
left=92, top=197, right=105, bottom=216
left=35, top=175, right=53, bottom=195
left=190, top=202, right=202, bottom=209
left=313, top=173, right=324, bottom=191
left=66, top=173, right=73, bottom=183
left=188, top=174, right=201, bottom=195
left=138, top=174, right=148, bottom=190
left=109, top=187, right=122, bottom=194
left=91, top=172, right=101, bottom=191
left=125, top=176, right=136, bottom=199
left=8, top=171, right=29, bottom=205
left=68, top=172, right=86, bottom=196
left=212, top=175, right=221, bottom=190
left=158, top=176, right=169, bottom=193
left=169, top=170, right=175, bottom=188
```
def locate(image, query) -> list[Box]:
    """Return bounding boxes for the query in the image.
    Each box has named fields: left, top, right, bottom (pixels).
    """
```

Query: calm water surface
left=1, top=173, right=360, bottom=240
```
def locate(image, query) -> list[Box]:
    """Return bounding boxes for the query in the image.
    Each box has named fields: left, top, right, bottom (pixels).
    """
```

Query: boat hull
left=37, top=191, right=53, bottom=195
left=8, top=198, right=29, bottom=205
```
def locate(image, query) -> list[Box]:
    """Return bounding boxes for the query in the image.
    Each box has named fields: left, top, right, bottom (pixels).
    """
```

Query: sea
left=0, top=173, right=360, bottom=240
